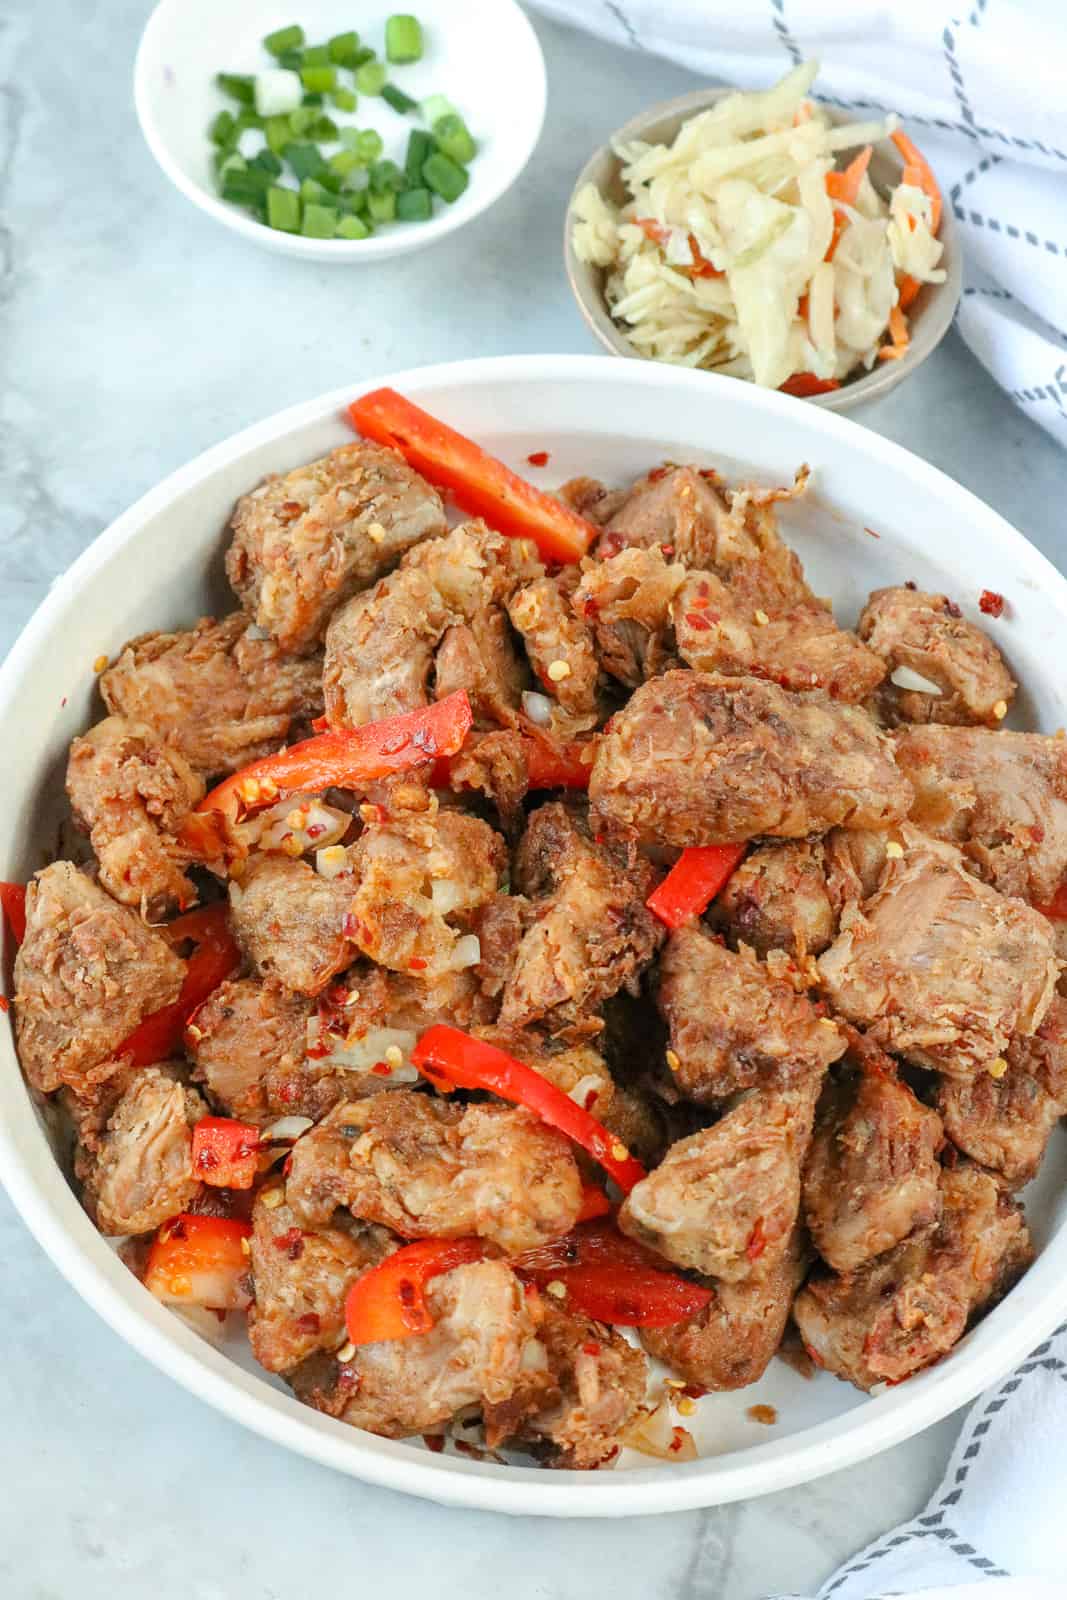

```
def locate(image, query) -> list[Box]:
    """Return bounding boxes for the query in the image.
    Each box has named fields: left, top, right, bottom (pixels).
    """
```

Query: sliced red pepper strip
left=194, top=691, right=473, bottom=825
left=0, top=882, right=27, bottom=946
left=512, top=1220, right=712, bottom=1329
left=576, top=1183, right=613, bottom=1224
left=779, top=373, right=841, bottom=399
left=411, top=1025, right=647, bottom=1192
left=191, top=1116, right=261, bottom=1190
left=1035, top=883, right=1067, bottom=919
left=345, top=1237, right=485, bottom=1345
left=433, top=732, right=591, bottom=794
left=144, top=1213, right=253, bottom=1311
left=118, top=904, right=240, bottom=1068
left=646, top=844, right=746, bottom=930
left=348, top=389, right=597, bottom=566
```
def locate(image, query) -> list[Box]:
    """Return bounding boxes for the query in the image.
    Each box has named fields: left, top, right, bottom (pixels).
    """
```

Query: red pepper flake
left=60, top=695, right=68, bottom=707
left=979, top=588, right=1005, bottom=618
left=422, top=1433, right=445, bottom=1452
left=583, top=1088, right=599, bottom=1111
left=408, top=957, right=427, bottom=972
left=747, top=1404, right=778, bottom=1425
left=660, top=544, right=674, bottom=556
left=802, top=1340, right=824, bottom=1369
left=648, top=464, right=671, bottom=482
left=863, top=526, right=881, bottom=539
left=0, top=996, right=9, bottom=1013
left=685, top=612, right=712, bottom=631
left=668, top=1427, right=688, bottom=1453
left=371, top=1062, right=392, bottom=1077
left=582, top=1341, right=601, bottom=1357
left=296, top=1312, right=321, bottom=1334
left=682, top=1383, right=708, bottom=1400
left=904, top=579, right=918, bottom=591
left=398, top=1278, right=417, bottom=1308
left=306, top=823, right=326, bottom=840
left=746, top=1217, right=767, bottom=1262
left=273, top=1227, right=304, bottom=1260
left=527, top=450, right=550, bottom=467
left=943, top=597, right=962, bottom=618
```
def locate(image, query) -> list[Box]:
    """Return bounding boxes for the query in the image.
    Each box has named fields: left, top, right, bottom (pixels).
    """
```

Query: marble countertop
left=2, top=3, right=1065, bottom=1596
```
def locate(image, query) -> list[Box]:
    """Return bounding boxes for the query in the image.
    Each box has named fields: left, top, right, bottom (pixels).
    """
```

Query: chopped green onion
left=433, top=113, right=476, bottom=166
left=235, top=108, right=266, bottom=132
left=216, top=73, right=256, bottom=105
left=250, top=148, right=284, bottom=175
left=301, top=43, right=330, bottom=67
left=287, top=105, right=315, bottom=135
left=255, top=68, right=303, bottom=117
left=328, top=30, right=362, bottom=65
left=264, top=24, right=304, bottom=57
left=307, top=114, right=339, bottom=141
left=283, top=141, right=328, bottom=180
left=267, top=185, right=302, bottom=232
left=302, top=202, right=339, bottom=238
left=332, top=87, right=358, bottom=112
left=329, top=148, right=364, bottom=177
left=209, top=109, right=237, bottom=146
left=367, top=188, right=397, bottom=223
left=422, top=150, right=468, bottom=203
left=355, top=61, right=388, bottom=95
left=403, top=128, right=434, bottom=187
left=300, top=64, right=336, bottom=93
left=386, top=15, right=424, bottom=64
left=266, top=114, right=294, bottom=154
left=419, top=94, right=456, bottom=126
left=337, top=213, right=371, bottom=239
left=396, top=186, right=432, bottom=221
left=382, top=83, right=418, bottom=114
left=277, top=48, right=304, bottom=71
left=352, top=45, right=377, bottom=67
left=370, top=158, right=405, bottom=193
left=301, top=91, right=324, bottom=106
left=300, top=176, right=330, bottom=204
left=354, top=129, right=384, bottom=163
left=339, top=185, right=368, bottom=213
left=318, top=170, right=343, bottom=194
left=222, top=167, right=273, bottom=206
left=339, top=126, right=363, bottom=150
left=216, top=150, right=246, bottom=179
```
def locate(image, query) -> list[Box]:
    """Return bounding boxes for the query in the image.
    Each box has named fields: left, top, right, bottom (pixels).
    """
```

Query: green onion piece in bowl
left=302, top=202, right=339, bottom=237
left=264, top=24, right=305, bottom=57
left=354, top=129, right=384, bottom=163
left=337, top=213, right=371, bottom=239
left=328, top=30, right=362, bottom=65
left=277, top=48, right=304, bottom=71
left=301, top=64, right=336, bottom=93
left=370, top=158, right=405, bottom=193
left=403, top=129, right=434, bottom=187
left=267, top=185, right=302, bottom=231
left=396, top=186, right=432, bottom=221
left=433, top=113, right=476, bottom=165
left=422, top=150, right=468, bottom=203
left=419, top=93, right=455, bottom=125
left=382, top=83, right=418, bottom=114
left=255, top=69, right=303, bottom=117
left=283, top=141, right=328, bottom=180
left=209, top=109, right=236, bottom=146
left=367, top=188, right=397, bottom=222
left=329, top=148, right=364, bottom=178
left=332, top=87, right=358, bottom=112
left=266, top=115, right=293, bottom=154
left=308, top=113, right=339, bottom=141
left=216, top=72, right=256, bottom=105
left=250, top=148, right=283, bottom=176
left=355, top=60, right=388, bottom=95
left=302, top=43, right=330, bottom=67
left=386, top=15, right=424, bottom=63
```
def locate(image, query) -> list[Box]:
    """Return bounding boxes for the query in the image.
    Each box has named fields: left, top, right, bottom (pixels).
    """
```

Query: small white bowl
left=134, top=0, right=546, bottom=262
left=2, top=356, right=1066, bottom=1516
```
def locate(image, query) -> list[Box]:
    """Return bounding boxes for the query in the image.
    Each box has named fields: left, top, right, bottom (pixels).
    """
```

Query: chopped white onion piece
left=520, top=1338, right=549, bottom=1371
left=306, top=1018, right=419, bottom=1081
left=450, top=934, right=482, bottom=971
left=244, top=623, right=272, bottom=641
left=522, top=690, right=554, bottom=726
left=620, top=1400, right=699, bottom=1461
left=245, top=794, right=350, bottom=858
left=315, top=844, right=350, bottom=879
left=431, top=877, right=465, bottom=916
left=254, top=69, right=302, bottom=117
left=262, top=1116, right=314, bottom=1143
left=890, top=664, right=944, bottom=696
left=567, top=1073, right=607, bottom=1110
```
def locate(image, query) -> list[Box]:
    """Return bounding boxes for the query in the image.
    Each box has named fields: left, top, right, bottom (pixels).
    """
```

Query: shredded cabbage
left=572, top=60, right=947, bottom=389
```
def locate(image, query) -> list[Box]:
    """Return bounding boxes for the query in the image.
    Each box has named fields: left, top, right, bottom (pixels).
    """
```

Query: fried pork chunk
left=619, top=1073, right=822, bottom=1281
left=66, top=715, right=205, bottom=919
left=285, top=1091, right=582, bottom=1253
left=77, top=1066, right=205, bottom=1236
left=590, top=671, right=912, bottom=848
left=506, top=574, right=599, bottom=725
left=794, top=1165, right=1032, bottom=1391
left=322, top=521, right=540, bottom=728
left=345, top=784, right=505, bottom=977
left=673, top=573, right=885, bottom=703
left=100, top=613, right=324, bottom=778
left=572, top=546, right=685, bottom=688
left=818, top=828, right=1059, bottom=1080
left=487, top=1300, right=649, bottom=1467
left=938, top=995, right=1067, bottom=1189
left=226, top=441, right=448, bottom=654
left=641, top=1228, right=808, bottom=1392
left=499, top=801, right=663, bottom=1028
left=803, top=1044, right=943, bottom=1272
left=186, top=977, right=313, bottom=1124
left=710, top=840, right=836, bottom=958
left=858, top=585, right=1015, bottom=727
left=291, top=1259, right=545, bottom=1440
left=229, top=854, right=354, bottom=996
left=247, top=1187, right=389, bottom=1374
left=14, top=863, right=184, bottom=1096
left=894, top=725, right=1067, bottom=905
left=656, top=924, right=846, bottom=1103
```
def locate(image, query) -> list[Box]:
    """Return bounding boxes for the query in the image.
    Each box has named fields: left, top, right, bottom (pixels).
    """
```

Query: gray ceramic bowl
left=564, top=87, right=962, bottom=411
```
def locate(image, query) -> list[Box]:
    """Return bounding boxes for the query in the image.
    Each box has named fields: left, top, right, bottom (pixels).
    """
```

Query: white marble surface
left=2, top=3, right=1065, bottom=1596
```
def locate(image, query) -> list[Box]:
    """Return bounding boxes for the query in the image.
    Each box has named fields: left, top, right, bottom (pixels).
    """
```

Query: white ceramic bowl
left=134, top=0, right=546, bottom=262
left=2, top=356, right=1066, bottom=1517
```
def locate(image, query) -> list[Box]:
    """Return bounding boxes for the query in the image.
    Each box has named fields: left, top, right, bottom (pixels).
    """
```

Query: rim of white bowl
left=132, top=0, right=547, bottom=262
left=3, top=355, right=1067, bottom=1517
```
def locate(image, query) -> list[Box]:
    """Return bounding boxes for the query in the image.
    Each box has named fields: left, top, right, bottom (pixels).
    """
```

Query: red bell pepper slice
left=1036, top=883, right=1067, bottom=920
left=411, top=1025, right=647, bottom=1192
left=513, top=1221, right=712, bottom=1328
left=576, top=1183, right=613, bottom=1224
left=0, top=882, right=27, bottom=946
left=646, top=844, right=746, bottom=930
left=779, top=373, right=841, bottom=399
left=118, top=905, right=240, bottom=1068
left=144, top=1213, right=253, bottom=1311
left=345, top=1238, right=485, bottom=1345
left=193, top=690, right=473, bottom=825
left=347, top=389, right=597, bottom=566
left=191, top=1116, right=261, bottom=1189
left=433, top=733, right=592, bottom=795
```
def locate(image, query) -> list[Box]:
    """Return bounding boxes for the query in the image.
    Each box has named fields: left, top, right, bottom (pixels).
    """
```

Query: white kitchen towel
left=770, top=1321, right=1067, bottom=1596
left=532, top=0, right=1067, bottom=446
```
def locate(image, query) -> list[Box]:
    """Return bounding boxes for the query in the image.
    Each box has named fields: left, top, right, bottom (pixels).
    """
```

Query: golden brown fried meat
left=710, top=840, right=837, bottom=959
left=858, top=585, right=1015, bottom=727
left=77, top=1066, right=205, bottom=1236
left=228, top=854, right=354, bottom=997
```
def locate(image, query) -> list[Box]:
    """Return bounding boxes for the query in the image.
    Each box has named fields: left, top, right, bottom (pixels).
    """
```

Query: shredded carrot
left=891, top=130, right=942, bottom=234
left=686, top=232, right=724, bottom=279
left=797, top=292, right=810, bottom=321
left=878, top=303, right=911, bottom=362
left=897, top=274, right=921, bottom=310
left=793, top=100, right=813, bottom=125
left=825, top=146, right=872, bottom=209
left=635, top=217, right=670, bottom=247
